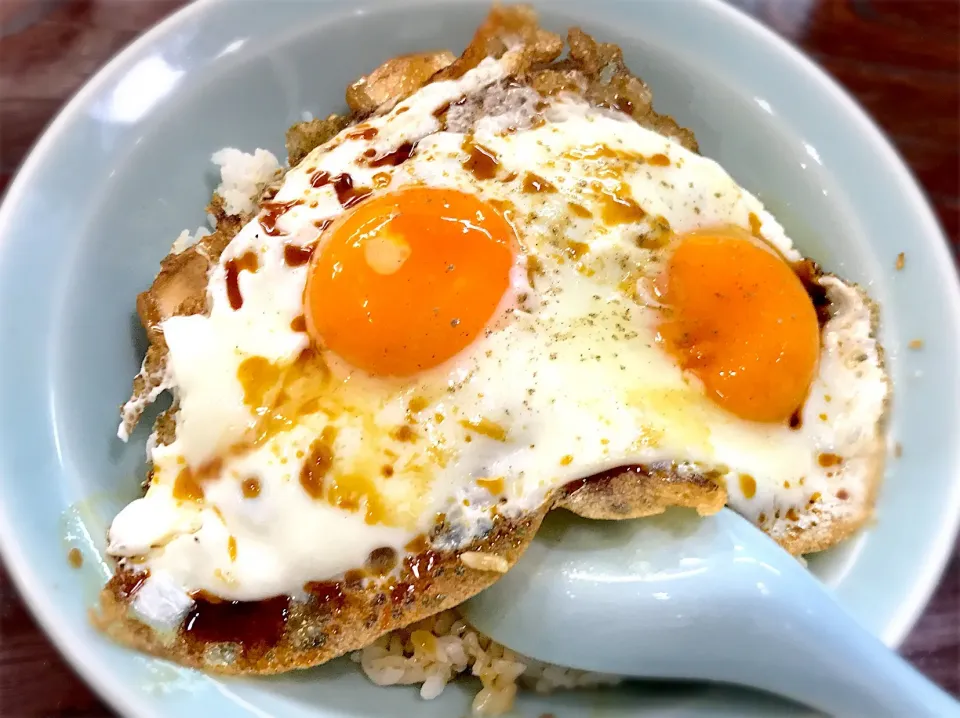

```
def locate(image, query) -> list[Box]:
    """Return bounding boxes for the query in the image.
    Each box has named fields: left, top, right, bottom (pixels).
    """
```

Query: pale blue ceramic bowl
left=1, top=0, right=958, bottom=716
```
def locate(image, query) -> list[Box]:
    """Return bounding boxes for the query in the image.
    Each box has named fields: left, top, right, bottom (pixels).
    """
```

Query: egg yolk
left=656, top=227, right=819, bottom=423
left=306, top=187, right=517, bottom=376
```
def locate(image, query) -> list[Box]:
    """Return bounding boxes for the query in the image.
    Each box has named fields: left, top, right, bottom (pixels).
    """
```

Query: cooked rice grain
left=352, top=609, right=621, bottom=715
left=460, top=551, right=510, bottom=573
left=170, top=226, right=212, bottom=254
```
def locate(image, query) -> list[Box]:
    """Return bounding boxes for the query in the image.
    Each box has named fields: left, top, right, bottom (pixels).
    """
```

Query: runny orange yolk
left=306, top=187, right=517, bottom=376
left=656, top=227, right=819, bottom=423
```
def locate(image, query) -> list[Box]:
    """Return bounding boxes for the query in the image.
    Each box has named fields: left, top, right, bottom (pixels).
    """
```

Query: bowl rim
left=1, top=0, right=958, bottom=715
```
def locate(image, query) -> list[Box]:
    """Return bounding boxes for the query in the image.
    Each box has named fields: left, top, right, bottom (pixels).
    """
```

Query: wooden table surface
left=0, top=0, right=957, bottom=715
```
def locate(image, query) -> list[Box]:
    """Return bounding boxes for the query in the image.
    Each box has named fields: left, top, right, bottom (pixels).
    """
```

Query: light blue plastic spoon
left=461, top=508, right=960, bottom=716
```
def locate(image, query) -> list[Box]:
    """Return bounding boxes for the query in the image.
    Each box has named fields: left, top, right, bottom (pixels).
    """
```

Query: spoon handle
left=756, top=577, right=960, bottom=717
left=832, top=641, right=960, bottom=717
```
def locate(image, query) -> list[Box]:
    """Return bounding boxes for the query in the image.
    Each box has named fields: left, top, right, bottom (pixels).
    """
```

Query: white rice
left=352, top=609, right=621, bottom=715
left=167, top=147, right=282, bottom=254
left=170, top=226, right=212, bottom=254
left=210, top=147, right=282, bottom=216
left=174, top=147, right=621, bottom=714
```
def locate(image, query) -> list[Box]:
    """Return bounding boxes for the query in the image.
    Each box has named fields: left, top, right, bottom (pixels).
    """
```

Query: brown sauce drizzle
left=346, top=126, right=378, bottom=140
left=284, top=243, right=315, bottom=267
left=818, top=452, right=843, bottom=467
left=173, top=469, right=205, bottom=501
left=458, top=417, right=507, bottom=442
left=172, top=457, right=224, bottom=502
left=564, top=240, right=590, bottom=261
left=391, top=424, right=418, bottom=443
left=407, top=550, right=439, bottom=582
left=389, top=550, right=440, bottom=606
left=304, top=580, right=346, bottom=613
left=314, top=218, right=332, bottom=232
left=432, top=101, right=452, bottom=122
left=300, top=427, right=336, bottom=499
left=326, top=473, right=389, bottom=524
left=407, top=396, right=428, bottom=413
left=225, top=251, right=259, bottom=311
left=521, top=173, right=557, bottom=194
left=181, top=595, right=289, bottom=656
left=336, top=175, right=371, bottom=208
left=368, top=142, right=415, bottom=168
left=214, top=348, right=332, bottom=475
left=259, top=199, right=303, bottom=237
left=241, top=477, right=261, bottom=498
left=311, top=170, right=372, bottom=208
left=788, top=408, right=803, bottom=430
left=68, top=547, right=83, bottom=568
left=564, top=145, right=622, bottom=161
left=791, top=258, right=831, bottom=328
left=433, top=97, right=465, bottom=126
left=489, top=198, right=515, bottom=221
left=526, top=254, right=543, bottom=288
left=405, top=534, right=429, bottom=553
left=476, top=477, right=505, bottom=494
left=237, top=356, right=281, bottom=408
left=595, top=183, right=646, bottom=225
left=290, top=314, right=307, bottom=332
left=605, top=95, right=634, bottom=114
left=462, top=139, right=500, bottom=180
left=309, top=560, right=458, bottom=627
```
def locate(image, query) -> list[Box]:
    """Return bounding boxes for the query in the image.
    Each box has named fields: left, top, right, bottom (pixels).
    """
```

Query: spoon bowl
left=461, top=508, right=959, bottom=716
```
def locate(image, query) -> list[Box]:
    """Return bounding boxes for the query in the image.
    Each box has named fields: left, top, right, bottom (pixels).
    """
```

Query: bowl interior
left=1, top=0, right=958, bottom=716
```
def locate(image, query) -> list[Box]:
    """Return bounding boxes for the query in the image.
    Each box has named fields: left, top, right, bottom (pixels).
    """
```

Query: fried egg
left=109, top=49, right=887, bottom=618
